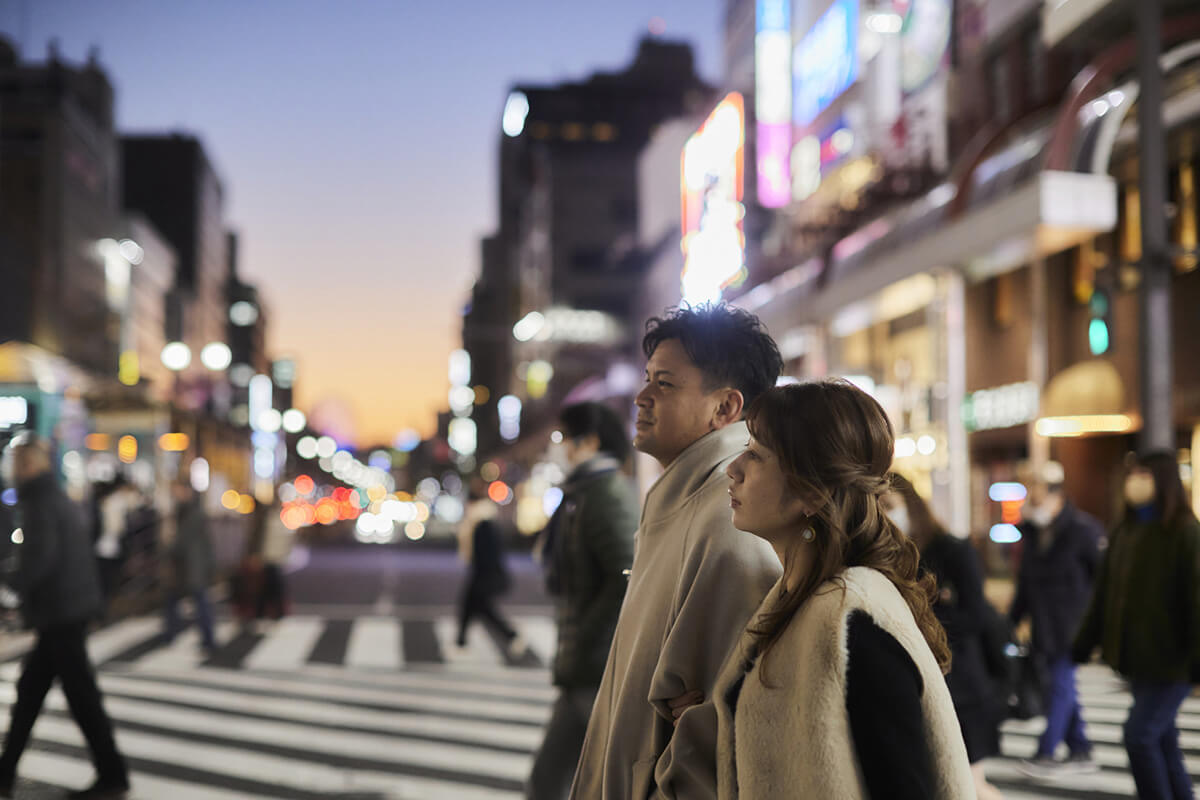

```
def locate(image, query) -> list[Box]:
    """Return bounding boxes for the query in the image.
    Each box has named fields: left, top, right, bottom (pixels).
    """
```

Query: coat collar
left=642, top=421, right=747, bottom=524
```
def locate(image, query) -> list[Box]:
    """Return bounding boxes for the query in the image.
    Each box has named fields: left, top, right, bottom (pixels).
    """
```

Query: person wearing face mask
left=882, top=473, right=1006, bottom=800
left=1009, top=462, right=1103, bottom=777
left=1074, top=452, right=1200, bottom=800
left=526, top=402, right=638, bottom=800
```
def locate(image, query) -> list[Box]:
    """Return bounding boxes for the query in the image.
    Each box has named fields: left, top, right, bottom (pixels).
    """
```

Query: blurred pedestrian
left=883, top=472, right=1006, bottom=800
left=248, top=501, right=292, bottom=624
left=1074, top=451, right=1200, bottom=800
left=162, top=479, right=216, bottom=651
left=526, top=402, right=637, bottom=800
left=1010, top=461, right=1102, bottom=776
left=691, top=381, right=973, bottom=799
left=456, top=482, right=519, bottom=652
left=0, top=433, right=129, bottom=799
left=94, top=477, right=140, bottom=606
left=569, top=304, right=781, bottom=800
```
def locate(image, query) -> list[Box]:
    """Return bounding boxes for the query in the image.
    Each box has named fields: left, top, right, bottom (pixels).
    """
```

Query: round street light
left=282, top=409, right=306, bottom=434
left=200, top=342, right=232, bottom=371
left=160, top=342, right=192, bottom=371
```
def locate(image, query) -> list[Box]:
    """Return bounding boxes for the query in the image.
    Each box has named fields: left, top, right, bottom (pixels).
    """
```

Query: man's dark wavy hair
left=642, top=303, right=783, bottom=411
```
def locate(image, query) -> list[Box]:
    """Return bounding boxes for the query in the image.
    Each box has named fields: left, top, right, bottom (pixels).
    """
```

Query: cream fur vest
left=713, top=567, right=976, bottom=800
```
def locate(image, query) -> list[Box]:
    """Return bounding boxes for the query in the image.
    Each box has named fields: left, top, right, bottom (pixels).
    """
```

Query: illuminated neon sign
left=793, top=0, right=859, bottom=126
left=680, top=93, right=746, bottom=305
left=756, top=0, right=791, bottom=208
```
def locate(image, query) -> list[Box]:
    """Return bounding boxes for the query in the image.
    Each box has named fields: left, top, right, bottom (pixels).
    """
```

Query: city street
left=0, top=546, right=1186, bottom=798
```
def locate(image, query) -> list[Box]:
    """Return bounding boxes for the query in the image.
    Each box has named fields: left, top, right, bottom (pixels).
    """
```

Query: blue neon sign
left=793, top=0, right=859, bottom=126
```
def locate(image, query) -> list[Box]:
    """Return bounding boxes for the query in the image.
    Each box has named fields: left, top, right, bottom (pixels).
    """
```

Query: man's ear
left=710, top=388, right=745, bottom=430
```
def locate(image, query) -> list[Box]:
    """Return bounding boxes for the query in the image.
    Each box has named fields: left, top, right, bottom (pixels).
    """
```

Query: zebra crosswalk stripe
left=241, top=615, right=325, bottom=672
left=986, top=664, right=1200, bottom=798
left=0, top=656, right=548, bottom=798
left=345, top=616, right=404, bottom=670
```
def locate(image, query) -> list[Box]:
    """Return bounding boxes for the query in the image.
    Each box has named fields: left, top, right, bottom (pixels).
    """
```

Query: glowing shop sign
left=680, top=93, right=746, bottom=305
left=793, top=0, right=859, bottom=126
left=0, top=397, right=28, bottom=429
left=756, top=0, right=792, bottom=208
left=961, top=381, right=1039, bottom=432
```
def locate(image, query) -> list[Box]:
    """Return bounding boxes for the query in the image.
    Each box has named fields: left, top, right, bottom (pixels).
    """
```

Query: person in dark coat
left=1010, top=461, right=1102, bottom=776
left=883, top=473, right=1005, bottom=800
left=0, top=433, right=129, bottom=799
left=526, top=403, right=638, bottom=800
left=1074, top=451, right=1200, bottom=800
left=456, top=483, right=518, bottom=650
left=162, top=480, right=216, bottom=651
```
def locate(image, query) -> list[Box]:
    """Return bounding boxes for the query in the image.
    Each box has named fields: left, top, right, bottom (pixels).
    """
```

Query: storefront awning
left=737, top=165, right=1116, bottom=330
left=0, top=341, right=92, bottom=394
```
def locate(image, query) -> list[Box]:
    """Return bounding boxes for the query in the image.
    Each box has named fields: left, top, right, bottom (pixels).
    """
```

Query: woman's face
left=1124, top=466, right=1156, bottom=508
left=726, top=435, right=809, bottom=542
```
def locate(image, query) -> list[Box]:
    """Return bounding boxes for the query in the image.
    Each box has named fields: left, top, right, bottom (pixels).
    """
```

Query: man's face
left=633, top=339, right=726, bottom=467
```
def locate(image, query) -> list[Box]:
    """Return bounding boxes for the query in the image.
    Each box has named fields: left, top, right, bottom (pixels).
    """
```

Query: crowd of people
left=0, top=302, right=1197, bottom=799
left=509, top=303, right=1200, bottom=800
left=0, top=434, right=296, bottom=798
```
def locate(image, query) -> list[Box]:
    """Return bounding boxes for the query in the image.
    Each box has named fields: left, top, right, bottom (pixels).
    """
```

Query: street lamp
left=200, top=342, right=232, bottom=371
left=160, top=342, right=191, bottom=371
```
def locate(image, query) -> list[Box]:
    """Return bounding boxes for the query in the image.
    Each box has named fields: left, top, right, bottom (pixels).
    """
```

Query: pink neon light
left=756, top=122, right=791, bottom=208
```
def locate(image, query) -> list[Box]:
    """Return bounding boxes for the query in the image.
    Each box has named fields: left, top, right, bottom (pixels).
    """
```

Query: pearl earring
left=801, top=527, right=815, bottom=542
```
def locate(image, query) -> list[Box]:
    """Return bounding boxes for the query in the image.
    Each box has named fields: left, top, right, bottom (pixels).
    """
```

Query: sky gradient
left=0, top=0, right=722, bottom=445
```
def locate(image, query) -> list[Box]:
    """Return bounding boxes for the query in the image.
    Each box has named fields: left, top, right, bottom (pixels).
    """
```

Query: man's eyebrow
left=645, top=369, right=677, bottom=378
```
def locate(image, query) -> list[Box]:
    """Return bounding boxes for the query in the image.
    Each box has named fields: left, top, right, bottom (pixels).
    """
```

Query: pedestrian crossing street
left=986, top=664, right=1200, bottom=799
left=0, top=612, right=560, bottom=799
left=0, top=616, right=1196, bottom=798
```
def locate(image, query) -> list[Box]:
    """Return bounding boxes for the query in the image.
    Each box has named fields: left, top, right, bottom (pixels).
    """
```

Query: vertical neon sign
left=756, top=0, right=792, bottom=208
left=680, top=93, right=746, bottom=305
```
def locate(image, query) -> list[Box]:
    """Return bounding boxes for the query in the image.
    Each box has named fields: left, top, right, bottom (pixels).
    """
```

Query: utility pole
left=1135, top=0, right=1174, bottom=454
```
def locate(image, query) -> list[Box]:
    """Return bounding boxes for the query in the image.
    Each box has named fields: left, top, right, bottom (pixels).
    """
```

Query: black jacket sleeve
left=845, top=612, right=935, bottom=800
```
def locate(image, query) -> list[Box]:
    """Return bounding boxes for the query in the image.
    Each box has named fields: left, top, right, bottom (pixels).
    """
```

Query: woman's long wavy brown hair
left=744, top=380, right=951, bottom=681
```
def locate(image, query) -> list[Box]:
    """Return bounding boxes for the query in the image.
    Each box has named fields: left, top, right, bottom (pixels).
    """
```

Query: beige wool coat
left=713, top=567, right=976, bottom=800
left=569, top=422, right=782, bottom=800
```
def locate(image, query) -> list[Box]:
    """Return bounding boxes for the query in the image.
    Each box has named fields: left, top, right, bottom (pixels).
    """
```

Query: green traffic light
left=1089, top=318, right=1110, bottom=355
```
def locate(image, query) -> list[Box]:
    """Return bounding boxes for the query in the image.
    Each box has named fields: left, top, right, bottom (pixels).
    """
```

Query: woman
left=1073, top=452, right=1200, bottom=800
left=884, top=473, right=1005, bottom=800
left=700, top=380, right=973, bottom=799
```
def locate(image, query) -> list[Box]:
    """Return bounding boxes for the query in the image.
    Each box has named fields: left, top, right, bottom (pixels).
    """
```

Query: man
left=1011, top=460, right=1103, bottom=777
left=527, top=402, right=638, bottom=800
left=569, top=304, right=783, bottom=800
left=163, top=480, right=217, bottom=650
left=0, top=434, right=129, bottom=799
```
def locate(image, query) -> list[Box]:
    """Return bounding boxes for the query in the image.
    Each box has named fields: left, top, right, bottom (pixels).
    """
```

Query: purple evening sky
left=0, top=0, right=721, bottom=445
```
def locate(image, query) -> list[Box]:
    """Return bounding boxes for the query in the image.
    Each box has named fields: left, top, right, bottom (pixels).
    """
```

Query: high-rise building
left=121, top=133, right=229, bottom=383
left=0, top=38, right=121, bottom=376
left=467, top=38, right=713, bottom=458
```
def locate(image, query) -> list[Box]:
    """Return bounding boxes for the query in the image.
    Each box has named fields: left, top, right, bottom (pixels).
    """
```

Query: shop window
left=1118, top=183, right=1143, bottom=289
left=1173, top=160, right=1198, bottom=272
left=592, top=122, right=617, bottom=142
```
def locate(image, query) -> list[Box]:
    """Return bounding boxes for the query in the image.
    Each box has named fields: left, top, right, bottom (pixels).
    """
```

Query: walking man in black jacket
left=0, top=433, right=129, bottom=799
left=1011, top=461, right=1103, bottom=777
